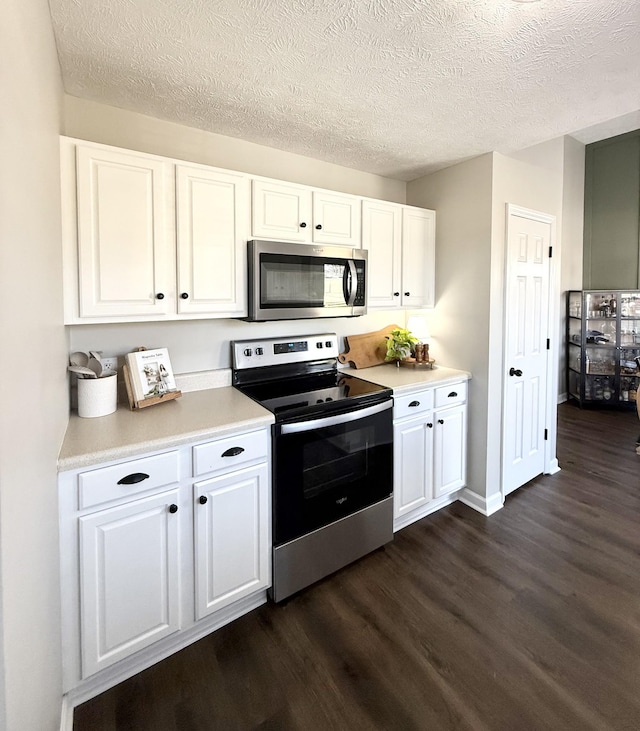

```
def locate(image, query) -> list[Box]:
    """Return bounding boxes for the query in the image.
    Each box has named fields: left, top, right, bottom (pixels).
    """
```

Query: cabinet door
left=194, top=464, right=269, bottom=619
left=433, top=404, right=467, bottom=497
left=176, top=165, right=249, bottom=316
left=252, top=179, right=312, bottom=242
left=393, top=417, right=433, bottom=518
left=363, top=200, right=402, bottom=309
left=312, top=191, right=361, bottom=246
left=79, top=490, right=180, bottom=678
left=76, top=145, right=173, bottom=318
left=401, top=207, right=436, bottom=309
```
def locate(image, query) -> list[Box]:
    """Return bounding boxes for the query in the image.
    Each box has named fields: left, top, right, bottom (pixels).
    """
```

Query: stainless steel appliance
left=232, top=333, right=393, bottom=602
left=244, top=240, right=367, bottom=321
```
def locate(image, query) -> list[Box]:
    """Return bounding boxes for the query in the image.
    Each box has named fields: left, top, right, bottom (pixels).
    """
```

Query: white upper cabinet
left=251, top=179, right=312, bottom=243
left=176, top=164, right=248, bottom=316
left=252, top=179, right=360, bottom=247
left=362, top=199, right=403, bottom=309
left=401, top=207, right=436, bottom=309
left=61, top=138, right=249, bottom=323
left=62, top=137, right=436, bottom=323
left=74, top=144, right=174, bottom=319
left=311, top=190, right=361, bottom=247
left=364, top=202, right=435, bottom=311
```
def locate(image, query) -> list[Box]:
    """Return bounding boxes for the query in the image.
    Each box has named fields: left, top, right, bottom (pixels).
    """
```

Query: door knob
left=509, top=367, right=523, bottom=377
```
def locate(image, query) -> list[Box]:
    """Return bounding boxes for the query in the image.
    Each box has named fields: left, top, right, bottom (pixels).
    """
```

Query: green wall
left=583, top=129, right=640, bottom=289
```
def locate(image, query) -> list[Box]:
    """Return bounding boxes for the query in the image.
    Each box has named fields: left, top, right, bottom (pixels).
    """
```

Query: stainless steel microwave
left=245, top=240, right=367, bottom=321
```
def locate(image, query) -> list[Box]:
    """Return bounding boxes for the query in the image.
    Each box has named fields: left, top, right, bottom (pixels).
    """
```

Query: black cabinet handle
left=438, top=419, right=444, bottom=425
left=315, top=224, right=322, bottom=230
left=509, top=367, right=523, bottom=377
left=404, top=292, right=410, bottom=297
left=117, top=472, right=149, bottom=485
left=409, top=400, right=420, bottom=407
left=181, top=292, right=189, bottom=299
left=168, top=504, right=178, bottom=513
left=199, top=495, right=208, bottom=505
left=300, top=222, right=307, bottom=228
left=222, top=446, right=245, bottom=457
left=394, top=292, right=400, bottom=297
left=427, top=422, right=433, bottom=428
left=156, top=293, right=164, bottom=300
left=448, top=391, right=458, bottom=398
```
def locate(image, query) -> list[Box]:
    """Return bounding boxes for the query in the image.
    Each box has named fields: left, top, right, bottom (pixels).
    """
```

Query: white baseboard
left=458, top=488, right=504, bottom=516
left=59, top=694, right=73, bottom=731
left=545, top=458, right=561, bottom=475
left=393, top=491, right=460, bottom=532
left=62, top=590, right=267, bottom=720
left=558, top=392, right=568, bottom=404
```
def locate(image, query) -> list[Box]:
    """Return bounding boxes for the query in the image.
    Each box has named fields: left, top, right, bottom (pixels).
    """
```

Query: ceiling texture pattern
left=49, top=0, right=640, bottom=180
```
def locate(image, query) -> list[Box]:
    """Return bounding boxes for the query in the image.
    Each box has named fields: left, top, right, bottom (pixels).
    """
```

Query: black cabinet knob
left=315, top=224, right=322, bottom=230
left=117, top=472, right=149, bottom=485
left=168, top=504, right=178, bottom=513
left=156, top=293, right=165, bottom=300
left=181, top=292, right=189, bottom=299
left=427, top=422, right=433, bottom=428
left=438, top=419, right=444, bottom=425
left=199, top=495, right=208, bottom=505
left=394, top=292, right=400, bottom=297
left=404, top=292, right=410, bottom=297
left=300, top=222, right=307, bottom=228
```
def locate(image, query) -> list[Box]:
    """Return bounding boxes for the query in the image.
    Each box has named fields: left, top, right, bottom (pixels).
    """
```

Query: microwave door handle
left=345, top=260, right=357, bottom=306
left=280, top=400, right=392, bottom=435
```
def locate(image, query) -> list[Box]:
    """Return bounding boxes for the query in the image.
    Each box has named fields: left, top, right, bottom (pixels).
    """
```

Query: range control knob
left=243, top=348, right=252, bottom=357
left=255, top=347, right=264, bottom=355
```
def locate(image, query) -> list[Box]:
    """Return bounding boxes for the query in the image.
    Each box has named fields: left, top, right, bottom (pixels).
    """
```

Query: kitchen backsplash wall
left=67, top=311, right=411, bottom=375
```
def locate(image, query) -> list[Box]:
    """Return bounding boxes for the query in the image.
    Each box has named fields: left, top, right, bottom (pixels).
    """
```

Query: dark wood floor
left=73, top=403, right=640, bottom=731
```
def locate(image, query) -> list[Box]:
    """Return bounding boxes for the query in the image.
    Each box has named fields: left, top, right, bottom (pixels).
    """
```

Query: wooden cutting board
left=338, top=324, right=400, bottom=369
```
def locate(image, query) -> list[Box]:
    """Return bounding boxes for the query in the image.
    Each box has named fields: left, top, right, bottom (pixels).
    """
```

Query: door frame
left=501, top=204, right=561, bottom=500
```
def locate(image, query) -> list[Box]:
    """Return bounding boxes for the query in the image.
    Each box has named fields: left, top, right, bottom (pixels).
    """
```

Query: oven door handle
left=280, top=399, right=392, bottom=434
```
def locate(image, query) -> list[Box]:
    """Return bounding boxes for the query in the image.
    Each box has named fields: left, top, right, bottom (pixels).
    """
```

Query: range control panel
left=232, top=333, right=339, bottom=370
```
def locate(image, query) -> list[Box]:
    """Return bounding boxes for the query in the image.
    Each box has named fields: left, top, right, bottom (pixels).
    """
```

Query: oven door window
left=273, top=407, right=392, bottom=545
left=260, top=253, right=349, bottom=309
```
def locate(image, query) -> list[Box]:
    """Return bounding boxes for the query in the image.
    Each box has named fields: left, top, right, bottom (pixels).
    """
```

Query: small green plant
left=385, top=327, right=419, bottom=361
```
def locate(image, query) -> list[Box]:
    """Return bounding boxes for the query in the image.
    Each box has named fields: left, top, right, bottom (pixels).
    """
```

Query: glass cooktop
left=236, top=371, right=391, bottom=420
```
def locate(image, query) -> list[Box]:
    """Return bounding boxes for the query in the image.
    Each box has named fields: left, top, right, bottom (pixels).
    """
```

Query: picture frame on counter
left=123, top=347, right=182, bottom=410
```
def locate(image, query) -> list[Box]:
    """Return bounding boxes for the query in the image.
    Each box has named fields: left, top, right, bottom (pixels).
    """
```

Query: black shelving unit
left=566, top=290, right=640, bottom=409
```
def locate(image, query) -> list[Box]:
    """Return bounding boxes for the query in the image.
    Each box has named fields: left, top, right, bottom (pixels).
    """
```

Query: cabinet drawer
left=79, top=451, right=180, bottom=510
left=193, top=430, right=268, bottom=477
left=434, top=381, right=467, bottom=408
left=394, top=390, right=434, bottom=420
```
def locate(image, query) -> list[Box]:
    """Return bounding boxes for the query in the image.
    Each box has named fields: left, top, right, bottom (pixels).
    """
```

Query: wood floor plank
left=73, top=403, right=640, bottom=730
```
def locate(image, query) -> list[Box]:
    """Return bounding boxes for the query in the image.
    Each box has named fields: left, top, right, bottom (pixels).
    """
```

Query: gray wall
left=0, top=1, right=68, bottom=729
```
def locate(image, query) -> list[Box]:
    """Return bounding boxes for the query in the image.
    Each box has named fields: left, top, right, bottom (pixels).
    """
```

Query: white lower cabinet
left=59, top=427, right=271, bottom=698
left=194, top=464, right=269, bottom=619
left=79, top=489, right=181, bottom=678
left=393, top=381, right=468, bottom=531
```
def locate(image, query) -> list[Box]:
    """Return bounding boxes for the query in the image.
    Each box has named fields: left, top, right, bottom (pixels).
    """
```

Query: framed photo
left=125, top=348, right=178, bottom=404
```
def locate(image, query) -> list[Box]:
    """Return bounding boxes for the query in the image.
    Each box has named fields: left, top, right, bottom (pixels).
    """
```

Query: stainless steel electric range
left=232, top=333, right=394, bottom=602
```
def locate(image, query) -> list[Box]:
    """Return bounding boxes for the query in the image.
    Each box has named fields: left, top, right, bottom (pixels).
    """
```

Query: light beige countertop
left=343, top=363, right=471, bottom=395
left=58, top=386, right=273, bottom=472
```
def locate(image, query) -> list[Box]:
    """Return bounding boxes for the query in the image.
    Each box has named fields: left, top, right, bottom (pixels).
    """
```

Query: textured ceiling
left=49, top=0, right=640, bottom=181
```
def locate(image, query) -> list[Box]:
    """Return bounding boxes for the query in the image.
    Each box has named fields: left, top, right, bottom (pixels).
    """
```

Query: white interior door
left=503, top=206, right=554, bottom=496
